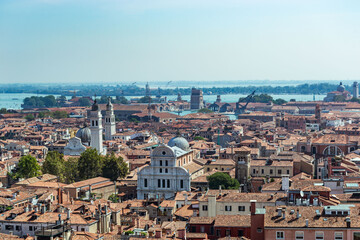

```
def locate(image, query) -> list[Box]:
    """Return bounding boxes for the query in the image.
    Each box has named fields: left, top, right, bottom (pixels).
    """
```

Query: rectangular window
left=160, top=160, right=163, bottom=166
left=238, top=206, right=245, bottom=211
left=180, top=180, right=184, bottom=188
left=200, top=226, right=205, bottom=233
left=144, top=179, right=148, bottom=188
left=225, top=230, right=231, bottom=236
left=191, top=226, right=196, bottom=233
left=216, top=230, right=221, bottom=237
left=29, top=226, right=33, bottom=231
left=276, top=231, right=284, bottom=239
left=270, top=169, right=273, bottom=174
left=334, top=232, right=343, bottom=240
left=5, top=225, right=14, bottom=230
left=166, top=160, right=168, bottom=166
left=160, top=168, right=162, bottom=173
left=158, top=179, right=161, bottom=188
left=278, top=169, right=282, bottom=175
left=238, top=230, right=244, bottom=237
left=15, top=226, right=21, bottom=231
left=287, top=170, right=290, bottom=174
left=167, top=179, right=170, bottom=188
left=253, top=169, right=256, bottom=174
left=353, top=232, right=360, bottom=240
left=202, top=205, right=208, bottom=211
left=315, top=232, right=324, bottom=240
left=295, top=231, right=304, bottom=240
left=261, top=169, right=264, bottom=174
left=225, top=206, right=232, bottom=211
left=162, top=179, right=165, bottom=188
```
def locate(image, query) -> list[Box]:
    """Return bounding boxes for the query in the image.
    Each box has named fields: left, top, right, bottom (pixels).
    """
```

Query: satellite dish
left=300, top=190, right=304, bottom=197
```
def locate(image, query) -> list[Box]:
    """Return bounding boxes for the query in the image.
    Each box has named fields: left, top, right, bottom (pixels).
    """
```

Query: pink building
left=263, top=205, right=360, bottom=240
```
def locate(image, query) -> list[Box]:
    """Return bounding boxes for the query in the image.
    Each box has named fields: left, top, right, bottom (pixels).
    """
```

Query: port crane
left=235, top=90, right=256, bottom=115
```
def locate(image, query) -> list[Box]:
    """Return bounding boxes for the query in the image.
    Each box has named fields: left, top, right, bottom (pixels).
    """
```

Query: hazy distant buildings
left=190, top=88, right=204, bottom=110
left=323, top=82, right=352, bottom=102
left=353, top=81, right=359, bottom=99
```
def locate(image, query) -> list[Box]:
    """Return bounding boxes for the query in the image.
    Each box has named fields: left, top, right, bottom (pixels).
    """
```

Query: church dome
left=168, top=136, right=189, bottom=151
left=337, top=82, right=345, bottom=92
left=76, top=126, right=91, bottom=144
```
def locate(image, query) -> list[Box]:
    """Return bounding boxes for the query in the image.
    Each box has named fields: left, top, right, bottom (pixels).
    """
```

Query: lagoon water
left=0, top=93, right=326, bottom=110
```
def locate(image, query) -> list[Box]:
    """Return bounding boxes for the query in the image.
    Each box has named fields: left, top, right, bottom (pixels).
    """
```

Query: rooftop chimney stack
left=250, top=200, right=256, bottom=215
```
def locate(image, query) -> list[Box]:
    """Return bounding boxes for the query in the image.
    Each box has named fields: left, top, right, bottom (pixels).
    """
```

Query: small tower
left=145, top=82, right=150, bottom=97
left=177, top=93, right=182, bottom=101
left=216, top=95, right=221, bottom=103
left=156, top=87, right=161, bottom=99
left=104, top=97, right=116, bottom=141
left=89, top=98, right=104, bottom=154
left=315, top=104, right=321, bottom=121
left=234, top=147, right=251, bottom=189
left=353, top=82, right=359, bottom=99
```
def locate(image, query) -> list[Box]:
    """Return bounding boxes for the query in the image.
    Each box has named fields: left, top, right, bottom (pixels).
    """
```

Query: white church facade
left=137, top=138, right=192, bottom=200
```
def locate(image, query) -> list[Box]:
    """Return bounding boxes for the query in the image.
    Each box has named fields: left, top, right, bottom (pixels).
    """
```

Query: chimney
left=282, top=209, right=286, bottom=219
left=296, top=209, right=301, bottom=219
left=281, top=175, right=290, bottom=191
left=184, top=194, right=189, bottom=206
left=277, top=208, right=282, bottom=217
left=24, top=205, right=29, bottom=213
left=155, top=229, right=162, bottom=238
left=239, top=187, right=242, bottom=193
left=67, top=208, right=71, bottom=220
left=250, top=200, right=256, bottom=215
left=219, top=185, right=222, bottom=195
left=346, top=217, right=351, bottom=228
left=305, top=219, right=309, bottom=227
left=177, top=228, right=186, bottom=239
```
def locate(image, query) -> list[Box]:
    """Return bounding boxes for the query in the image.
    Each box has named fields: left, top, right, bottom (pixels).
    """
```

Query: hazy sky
left=0, top=0, right=359, bottom=84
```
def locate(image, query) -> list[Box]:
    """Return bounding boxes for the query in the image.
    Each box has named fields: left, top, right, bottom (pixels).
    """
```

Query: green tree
left=197, top=108, right=213, bottom=113
left=194, top=136, right=205, bottom=140
left=78, top=97, right=91, bottom=106
left=78, top=148, right=103, bottom=180
left=102, top=153, right=129, bottom=181
left=108, top=193, right=120, bottom=203
left=64, top=157, right=79, bottom=183
left=115, top=96, right=129, bottom=104
left=51, top=110, right=68, bottom=119
left=0, top=108, right=7, bottom=114
left=138, top=96, right=152, bottom=103
left=57, top=96, right=67, bottom=105
left=207, top=172, right=240, bottom=190
left=25, top=114, right=35, bottom=121
left=273, top=98, right=287, bottom=105
left=43, top=95, right=57, bottom=107
left=17, top=155, right=41, bottom=179
left=42, top=151, right=65, bottom=182
left=334, top=95, right=346, bottom=102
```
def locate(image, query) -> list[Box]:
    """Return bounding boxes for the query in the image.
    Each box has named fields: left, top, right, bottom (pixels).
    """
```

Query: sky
left=0, top=0, right=359, bottom=84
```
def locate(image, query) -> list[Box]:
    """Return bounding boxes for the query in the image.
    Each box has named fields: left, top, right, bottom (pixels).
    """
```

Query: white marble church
left=137, top=137, right=191, bottom=200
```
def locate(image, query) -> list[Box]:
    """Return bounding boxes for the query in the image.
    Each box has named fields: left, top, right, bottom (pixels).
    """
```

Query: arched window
left=301, top=146, right=306, bottom=152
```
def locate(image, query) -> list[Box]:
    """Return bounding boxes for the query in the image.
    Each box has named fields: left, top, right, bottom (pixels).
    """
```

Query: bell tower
left=89, top=99, right=104, bottom=154
left=104, top=98, right=116, bottom=140
left=234, top=147, right=251, bottom=189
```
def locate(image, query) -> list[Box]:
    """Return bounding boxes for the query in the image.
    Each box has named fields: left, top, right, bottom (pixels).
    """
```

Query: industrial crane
left=235, top=90, right=256, bottom=115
